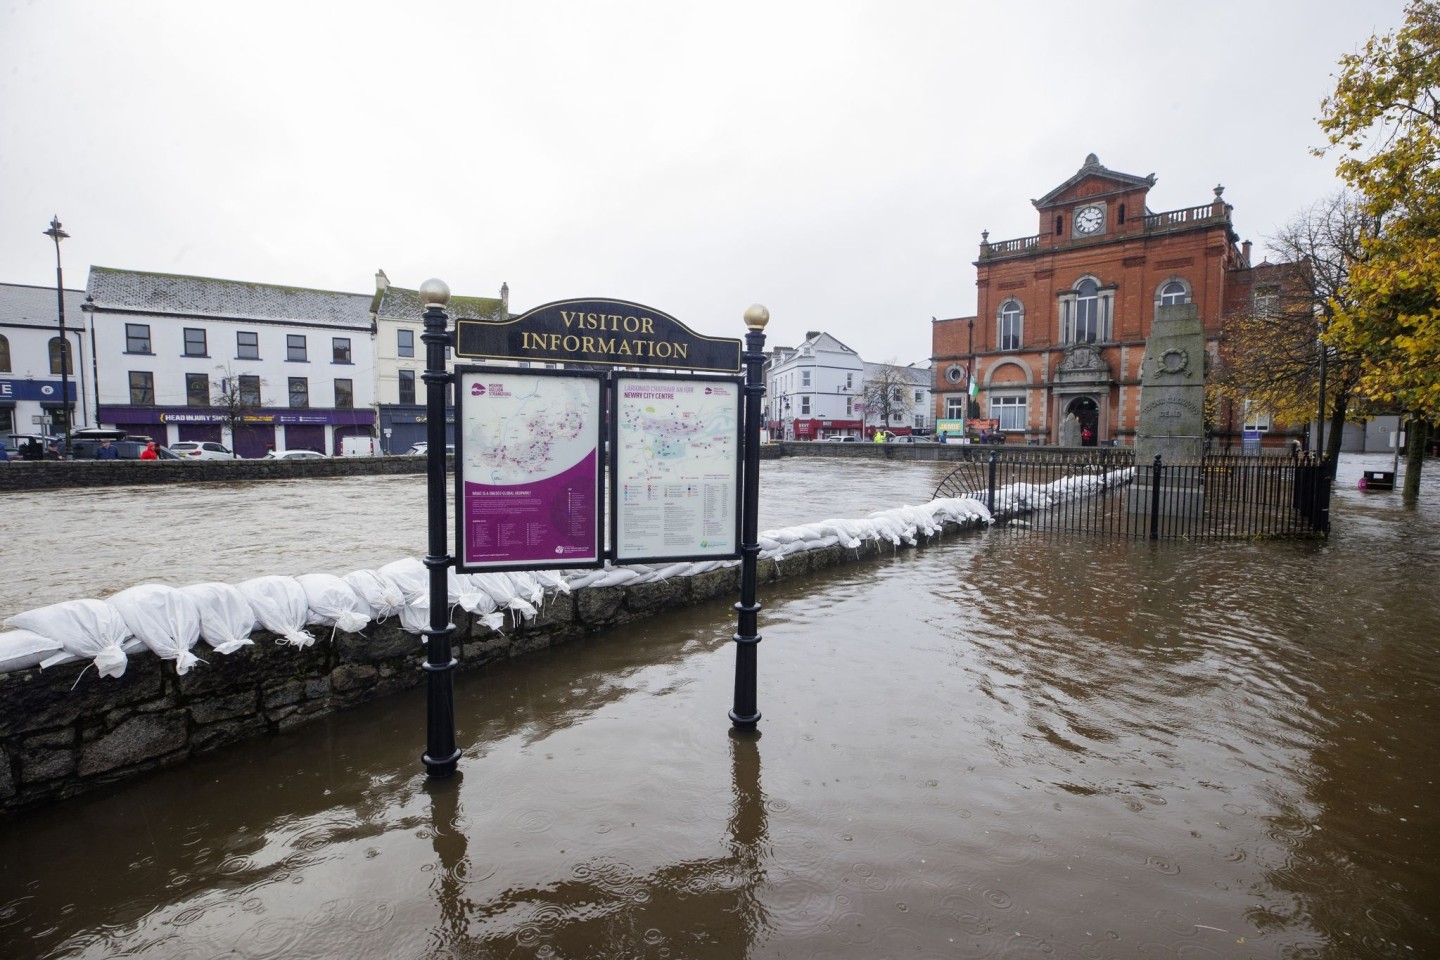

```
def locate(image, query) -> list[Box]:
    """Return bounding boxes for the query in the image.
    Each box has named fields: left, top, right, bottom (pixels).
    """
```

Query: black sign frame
left=454, top=297, right=742, bottom=373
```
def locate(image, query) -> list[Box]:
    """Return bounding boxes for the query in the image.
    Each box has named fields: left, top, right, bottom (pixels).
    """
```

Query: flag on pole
left=967, top=368, right=979, bottom=401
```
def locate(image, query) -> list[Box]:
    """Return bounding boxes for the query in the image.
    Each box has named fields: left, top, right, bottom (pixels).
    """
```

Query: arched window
left=0, top=334, right=10, bottom=373
left=1159, top=280, right=1189, bottom=305
left=997, top=300, right=1023, bottom=351
left=1059, top=276, right=1113, bottom=344
left=48, top=337, right=72, bottom=375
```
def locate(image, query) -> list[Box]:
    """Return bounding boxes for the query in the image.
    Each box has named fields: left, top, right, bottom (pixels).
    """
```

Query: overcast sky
left=2, top=1, right=1404, bottom=366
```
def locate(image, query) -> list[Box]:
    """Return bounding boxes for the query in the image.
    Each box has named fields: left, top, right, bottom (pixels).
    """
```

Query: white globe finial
left=418, top=278, right=451, bottom=306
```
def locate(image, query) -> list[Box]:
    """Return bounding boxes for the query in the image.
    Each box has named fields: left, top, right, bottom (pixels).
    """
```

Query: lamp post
left=43, top=216, right=72, bottom=453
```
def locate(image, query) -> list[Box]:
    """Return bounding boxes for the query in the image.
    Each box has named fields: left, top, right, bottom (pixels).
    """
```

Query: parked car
left=890, top=434, right=930, bottom=444
left=264, top=449, right=327, bottom=460
left=171, top=441, right=238, bottom=460
left=2, top=433, right=61, bottom=460
left=824, top=436, right=858, bottom=442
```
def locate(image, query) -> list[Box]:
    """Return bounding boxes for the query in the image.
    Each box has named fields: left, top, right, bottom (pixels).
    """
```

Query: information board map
left=458, top=371, right=601, bottom=569
left=614, top=377, right=741, bottom=561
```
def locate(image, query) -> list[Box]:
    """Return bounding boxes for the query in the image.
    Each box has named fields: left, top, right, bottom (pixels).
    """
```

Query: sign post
left=420, top=279, right=460, bottom=779
left=426, top=291, right=765, bottom=776
left=729, top=305, right=769, bottom=730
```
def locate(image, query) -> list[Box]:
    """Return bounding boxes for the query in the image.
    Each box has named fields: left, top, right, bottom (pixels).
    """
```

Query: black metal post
left=1149, top=454, right=1163, bottom=540
left=731, top=305, right=768, bottom=730
left=1315, top=318, right=1328, bottom=458
left=987, top=449, right=998, bottom=515
left=420, top=279, right=460, bottom=778
left=44, top=217, right=72, bottom=450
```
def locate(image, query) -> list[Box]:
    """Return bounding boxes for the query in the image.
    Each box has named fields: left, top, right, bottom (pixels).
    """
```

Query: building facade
left=861, top=361, right=932, bottom=436
left=0, top=283, right=90, bottom=443
left=85, top=267, right=377, bottom=458
left=764, top=332, right=866, bottom=440
left=932, top=154, right=1280, bottom=448
left=371, top=270, right=508, bottom=454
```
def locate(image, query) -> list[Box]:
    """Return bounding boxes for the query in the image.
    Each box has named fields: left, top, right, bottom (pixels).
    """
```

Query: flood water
left=2, top=454, right=1437, bottom=958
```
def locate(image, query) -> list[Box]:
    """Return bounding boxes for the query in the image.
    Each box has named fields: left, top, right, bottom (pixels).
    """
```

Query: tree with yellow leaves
left=1214, top=193, right=1371, bottom=466
left=1318, top=0, right=1440, bottom=496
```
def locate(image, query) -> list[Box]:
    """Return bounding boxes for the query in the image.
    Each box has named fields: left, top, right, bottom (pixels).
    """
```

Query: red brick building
left=932, top=154, right=1283, bottom=447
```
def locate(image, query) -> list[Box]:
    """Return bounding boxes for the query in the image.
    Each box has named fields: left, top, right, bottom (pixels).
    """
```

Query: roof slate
left=86, top=267, right=373, bottom=327
left=0, top=283, right=88, bottom=327
left=376, top=286, right=505, bottom=322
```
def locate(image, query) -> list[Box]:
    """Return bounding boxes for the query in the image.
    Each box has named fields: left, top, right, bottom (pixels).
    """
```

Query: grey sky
left=3, top=1, right=1402, bottom=365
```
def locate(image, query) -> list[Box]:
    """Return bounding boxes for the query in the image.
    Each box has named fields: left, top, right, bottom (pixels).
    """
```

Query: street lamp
left=43, top=216, right=72, bottom=454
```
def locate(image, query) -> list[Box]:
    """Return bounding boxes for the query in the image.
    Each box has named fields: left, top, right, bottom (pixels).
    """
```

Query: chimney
left=375, top=269, right=389, bottom=292
left=500, top=281, right=509, bottom=312
left=1242, top=241, right=1252, bottom=266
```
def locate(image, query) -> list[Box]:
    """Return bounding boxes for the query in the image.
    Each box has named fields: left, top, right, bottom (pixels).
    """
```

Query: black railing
left=932, top=450, right=1330, bottom=540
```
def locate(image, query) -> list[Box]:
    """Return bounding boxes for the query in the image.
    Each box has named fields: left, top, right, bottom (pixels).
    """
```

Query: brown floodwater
left=1, top=453, right=1437, bottom=958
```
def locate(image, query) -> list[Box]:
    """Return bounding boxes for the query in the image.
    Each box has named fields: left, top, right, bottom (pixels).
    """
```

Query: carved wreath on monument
left=1151, top=347, right=1193, bottom=379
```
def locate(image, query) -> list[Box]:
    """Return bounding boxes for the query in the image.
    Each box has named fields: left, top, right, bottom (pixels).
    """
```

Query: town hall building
left=932, top=154, right=1291, bottom=447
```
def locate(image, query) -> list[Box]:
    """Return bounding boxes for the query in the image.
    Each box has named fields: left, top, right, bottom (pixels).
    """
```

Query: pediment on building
left=1034, top=154, right=1156, bottom=209
left=1054, top=343, right=1112, bottom=383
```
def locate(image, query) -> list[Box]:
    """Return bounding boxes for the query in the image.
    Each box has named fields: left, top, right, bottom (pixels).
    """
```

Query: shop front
left=98, top=406, right=376, bottom=458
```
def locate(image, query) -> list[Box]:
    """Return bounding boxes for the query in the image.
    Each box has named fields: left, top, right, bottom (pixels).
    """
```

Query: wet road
left=1, top=453, right=1437, bottom=958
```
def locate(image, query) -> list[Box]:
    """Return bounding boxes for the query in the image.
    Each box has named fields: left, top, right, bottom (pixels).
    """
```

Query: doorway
left=1067, top=397, right=1099, bottom=446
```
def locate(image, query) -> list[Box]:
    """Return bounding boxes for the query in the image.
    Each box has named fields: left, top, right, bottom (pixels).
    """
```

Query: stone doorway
left=1067, top=397, right=1099, bottom=446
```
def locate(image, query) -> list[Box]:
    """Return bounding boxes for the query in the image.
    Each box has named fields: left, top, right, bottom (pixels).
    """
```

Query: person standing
left=45, top=441, right=63, bottom=460
left=95, top=438, right=121, bottom=460
left=139, top=442, right=159, bottom=461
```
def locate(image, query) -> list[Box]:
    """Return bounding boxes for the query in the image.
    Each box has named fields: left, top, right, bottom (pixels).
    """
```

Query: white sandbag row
left=0, top=495, right=997, bottom=681
left=989, top=468, right=1134, bottom=516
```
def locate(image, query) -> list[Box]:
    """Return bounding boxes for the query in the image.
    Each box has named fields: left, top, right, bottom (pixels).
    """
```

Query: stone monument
left=1132, top=302, right=1207, bottom=517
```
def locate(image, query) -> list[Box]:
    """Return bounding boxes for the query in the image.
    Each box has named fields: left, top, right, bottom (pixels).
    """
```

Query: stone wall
left=0, top=455, right=431, bottom=493
left=0, top=528, right=960, bottom=813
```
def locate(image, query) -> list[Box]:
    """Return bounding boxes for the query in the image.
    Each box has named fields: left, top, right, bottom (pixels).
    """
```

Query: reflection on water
left=1, top=454, right=1437, bottom=957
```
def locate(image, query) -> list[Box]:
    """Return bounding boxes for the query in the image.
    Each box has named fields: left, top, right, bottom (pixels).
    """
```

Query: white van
left=340, top=436, right=380, bottom=457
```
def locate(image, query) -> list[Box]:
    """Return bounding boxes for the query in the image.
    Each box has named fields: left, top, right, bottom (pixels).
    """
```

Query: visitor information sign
left=454, top=367, right=604, bottom=572
left=612, top=374, right=742, bottom=563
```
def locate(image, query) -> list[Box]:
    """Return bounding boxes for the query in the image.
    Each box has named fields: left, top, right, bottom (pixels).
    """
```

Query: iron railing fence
left=932, top=449, right=1331, bottom=540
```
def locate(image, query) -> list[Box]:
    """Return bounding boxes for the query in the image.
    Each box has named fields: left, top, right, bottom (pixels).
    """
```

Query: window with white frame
left=1159, top=280, right=1189, bottom=306
left=802, top=370, right=811, bottom=387
left=801, top=396, right=811, bottom=415
left=989, top=393, right=1026, bottom=431
left=946, top=397, right=967, bottom=419
left=998, top=300, right=1023, bottom=350
left=1254, top=286, right=1279, bottom=317
left=1059, top=277, right=1113, bottom=343
left=1242, top=400, right=1271, bottom=431
left=846, top=398, right=854, bottom=416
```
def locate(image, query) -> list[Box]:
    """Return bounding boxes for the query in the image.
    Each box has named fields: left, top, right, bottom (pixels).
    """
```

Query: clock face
left=1075, top=205, right=1104, bottom=235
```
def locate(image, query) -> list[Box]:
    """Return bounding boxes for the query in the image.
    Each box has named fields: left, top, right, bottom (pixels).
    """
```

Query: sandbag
left=342, top=569, right=406, bottom=621
left=237, top=576, right=315, bottom=648
left=0, top=629, right=64, bottom=674
left=7, top=598, right=132, bottom=678
left=296, top=573, right=371, bottom=634
left=179, top=582, right=257, bottom=655
left=108, top=584, right=204, bottom=674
